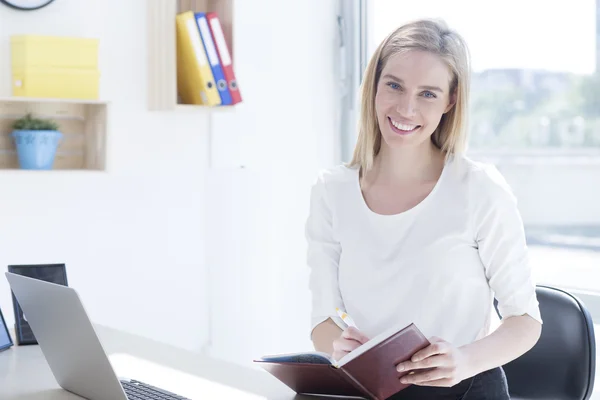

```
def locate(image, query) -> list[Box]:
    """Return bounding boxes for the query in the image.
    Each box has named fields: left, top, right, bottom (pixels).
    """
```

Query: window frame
left=337, top=0, right=368, bottom=163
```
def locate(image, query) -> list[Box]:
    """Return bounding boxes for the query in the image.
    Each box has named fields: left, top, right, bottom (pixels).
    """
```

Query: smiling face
left=375, top=50, right=456, bottom=151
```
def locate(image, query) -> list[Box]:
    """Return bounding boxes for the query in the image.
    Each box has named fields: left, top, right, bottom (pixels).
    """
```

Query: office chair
left=496, top=285, right=596, bottom=400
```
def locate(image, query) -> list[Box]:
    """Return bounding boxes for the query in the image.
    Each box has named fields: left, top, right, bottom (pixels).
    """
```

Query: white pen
left=336, top=307, right=358, bottom=329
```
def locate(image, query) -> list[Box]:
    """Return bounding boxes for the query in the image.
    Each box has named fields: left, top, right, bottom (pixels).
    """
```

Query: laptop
left=5, top=271, right=191, bottom=400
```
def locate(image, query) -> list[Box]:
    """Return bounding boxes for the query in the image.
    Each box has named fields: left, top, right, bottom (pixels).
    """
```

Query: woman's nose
left=395, top=95, right=417, bottom=118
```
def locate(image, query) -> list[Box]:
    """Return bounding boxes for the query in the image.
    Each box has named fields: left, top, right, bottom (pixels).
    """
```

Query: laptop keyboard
left=121, top=379, right=191, bottom=400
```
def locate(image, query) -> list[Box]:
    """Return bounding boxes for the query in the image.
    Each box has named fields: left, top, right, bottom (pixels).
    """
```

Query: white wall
left=0, top=0, right=212, bottom=352
left=0, top=0, right=339, bottom=366
left=205, top=0, right=339, bottom=363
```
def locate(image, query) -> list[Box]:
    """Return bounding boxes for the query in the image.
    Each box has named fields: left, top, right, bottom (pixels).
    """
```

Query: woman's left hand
left=396, top=336, right=473, bottom=387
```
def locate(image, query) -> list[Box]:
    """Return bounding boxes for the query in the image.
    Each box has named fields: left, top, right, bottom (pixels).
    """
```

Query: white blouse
left=306, top=154, right=542, bottom=347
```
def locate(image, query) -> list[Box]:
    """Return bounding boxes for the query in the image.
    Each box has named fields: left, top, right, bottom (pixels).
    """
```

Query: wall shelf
left=147, top=0, right=235, bottom=111
left=174, top=103, right=237, bottom=112
left=0, top=97, right=108, bottom=171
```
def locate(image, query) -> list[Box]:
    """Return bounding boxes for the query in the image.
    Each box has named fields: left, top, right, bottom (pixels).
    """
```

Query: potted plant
left=11, top=113, right=63, bottom=170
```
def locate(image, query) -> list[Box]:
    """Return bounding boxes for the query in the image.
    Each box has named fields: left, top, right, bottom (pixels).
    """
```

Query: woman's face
left=375, top=50, right=456, bottom=151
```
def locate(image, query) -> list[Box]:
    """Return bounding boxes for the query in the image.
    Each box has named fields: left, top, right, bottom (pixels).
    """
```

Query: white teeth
left=391, top=119, right=418, bottom=131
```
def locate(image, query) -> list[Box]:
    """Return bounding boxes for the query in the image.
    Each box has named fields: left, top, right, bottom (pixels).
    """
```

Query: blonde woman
left=306, top=19, right=542, bottom=399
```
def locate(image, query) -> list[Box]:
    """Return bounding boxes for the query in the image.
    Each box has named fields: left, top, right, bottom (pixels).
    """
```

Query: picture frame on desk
left=0, top=306, right=13, bottom=352
left=8, top=263, right=68, bottom=345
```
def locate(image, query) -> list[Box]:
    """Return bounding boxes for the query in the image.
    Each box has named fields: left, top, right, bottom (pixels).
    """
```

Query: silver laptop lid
left=5, top=272, right=128, bottom=400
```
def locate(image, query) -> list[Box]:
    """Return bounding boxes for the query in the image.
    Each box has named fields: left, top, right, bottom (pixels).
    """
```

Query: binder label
left=209, top=18, right=232, bottom=66
left=198, top=17, right=220, bottom=67
left=186, top=19, right=208, bottom=67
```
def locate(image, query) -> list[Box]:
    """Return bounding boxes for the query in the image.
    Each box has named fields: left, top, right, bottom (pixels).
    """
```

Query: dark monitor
left=0, top=306, right=13, bottom=351
left=7, top=264, right=68, bottom=345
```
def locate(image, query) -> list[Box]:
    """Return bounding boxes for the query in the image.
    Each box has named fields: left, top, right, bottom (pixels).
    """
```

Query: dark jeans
left=387, top=366, right=510, bottom=400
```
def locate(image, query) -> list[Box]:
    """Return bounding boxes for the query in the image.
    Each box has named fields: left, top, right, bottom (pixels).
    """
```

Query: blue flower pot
left=11, top=130, right=63, bottom=170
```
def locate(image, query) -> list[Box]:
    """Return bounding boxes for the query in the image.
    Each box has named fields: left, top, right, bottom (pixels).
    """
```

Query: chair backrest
left=498, top=286, right=596, bottom=400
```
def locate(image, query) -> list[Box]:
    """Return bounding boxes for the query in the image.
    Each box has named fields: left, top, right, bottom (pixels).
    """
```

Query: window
left=340, top=0, right=600, bottom=318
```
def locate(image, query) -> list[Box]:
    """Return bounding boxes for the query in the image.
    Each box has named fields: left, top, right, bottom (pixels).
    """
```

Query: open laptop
left=5, top=271, right=191, bottom=400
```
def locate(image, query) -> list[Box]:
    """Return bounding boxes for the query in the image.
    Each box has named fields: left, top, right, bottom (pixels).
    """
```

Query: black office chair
left=496, top=285, right=596, bottom=400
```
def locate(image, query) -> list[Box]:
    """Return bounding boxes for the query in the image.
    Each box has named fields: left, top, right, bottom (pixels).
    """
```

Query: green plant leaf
left=12, top=113, right=59, bottom=131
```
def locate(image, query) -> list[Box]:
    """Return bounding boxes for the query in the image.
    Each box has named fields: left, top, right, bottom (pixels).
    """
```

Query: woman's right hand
left=332, top=326, right=370, bottom=361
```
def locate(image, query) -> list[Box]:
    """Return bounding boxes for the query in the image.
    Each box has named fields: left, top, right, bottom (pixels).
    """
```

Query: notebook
left=254, top=322, right=430, bottom=400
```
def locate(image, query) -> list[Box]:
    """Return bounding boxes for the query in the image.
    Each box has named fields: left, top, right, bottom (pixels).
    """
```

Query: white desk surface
left=0, top=325, right=336, bottom=400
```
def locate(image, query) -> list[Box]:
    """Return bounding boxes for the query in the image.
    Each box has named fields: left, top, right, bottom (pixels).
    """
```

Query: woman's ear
left=444, top=90, right=457, bottom=114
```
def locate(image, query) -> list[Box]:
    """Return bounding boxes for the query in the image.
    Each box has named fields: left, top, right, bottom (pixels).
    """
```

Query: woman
left=306, top=18, right=542, bottom=399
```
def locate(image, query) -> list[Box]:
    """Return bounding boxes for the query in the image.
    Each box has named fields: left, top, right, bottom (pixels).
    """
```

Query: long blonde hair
left=348, top=18, right=471, bottom=171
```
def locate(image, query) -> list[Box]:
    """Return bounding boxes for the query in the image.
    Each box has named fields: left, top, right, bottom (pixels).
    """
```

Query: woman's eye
left=422, top=91, right=437, bottom=99
left=387, top=82, right=401, bottom=90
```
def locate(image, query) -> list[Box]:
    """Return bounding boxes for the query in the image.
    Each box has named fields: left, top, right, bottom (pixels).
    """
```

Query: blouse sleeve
left=471, top=165, right=543, bottom=324
left=305, top=173, right=346, bottom=338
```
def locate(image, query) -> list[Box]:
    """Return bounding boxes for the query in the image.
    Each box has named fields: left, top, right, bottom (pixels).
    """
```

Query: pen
left=336, top=307, right=358, bottom=329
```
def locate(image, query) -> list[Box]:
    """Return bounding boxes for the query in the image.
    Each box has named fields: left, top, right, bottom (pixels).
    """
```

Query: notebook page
left=335, top=321, right=413, bottom=367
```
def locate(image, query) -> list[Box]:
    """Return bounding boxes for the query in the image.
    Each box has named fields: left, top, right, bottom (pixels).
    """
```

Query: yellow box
left=12, top=68, right=100, bottom=100
left=10, top=35, right=99, bottom=69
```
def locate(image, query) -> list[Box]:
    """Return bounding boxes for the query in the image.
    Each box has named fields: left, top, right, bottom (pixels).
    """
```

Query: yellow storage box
left=10, top=35, right=99, bottom=69
left=12, top=68, right=100, bottom=100
left=10, top=35, right=100, bottom=99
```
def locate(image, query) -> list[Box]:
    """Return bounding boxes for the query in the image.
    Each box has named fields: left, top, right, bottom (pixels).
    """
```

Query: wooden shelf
left=147, top=0, right=234, bottom=111
left=174, top=103, right=237, bottom=112
left=0, top=97, right=108, bottom=171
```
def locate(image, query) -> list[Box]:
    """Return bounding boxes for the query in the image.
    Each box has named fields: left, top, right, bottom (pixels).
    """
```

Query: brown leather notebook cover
left=254, top=323, right=430, bottom=400
left=256, top=362, right=366, bottom=398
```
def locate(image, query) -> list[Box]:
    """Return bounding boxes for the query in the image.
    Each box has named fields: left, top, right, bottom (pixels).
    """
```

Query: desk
left=0, top=325, right=335, bottom=400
